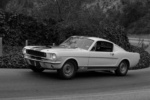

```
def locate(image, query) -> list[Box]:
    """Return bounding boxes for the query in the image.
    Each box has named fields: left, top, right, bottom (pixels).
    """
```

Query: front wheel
left=28, top=65, right=45, bottom=73
left=115, top=61, right=129, bottom=76
left=57, top=61, right=77, bottom=79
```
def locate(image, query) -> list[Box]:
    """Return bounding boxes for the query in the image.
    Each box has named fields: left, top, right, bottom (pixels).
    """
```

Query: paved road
left=0, top=68, right=150, bottom=100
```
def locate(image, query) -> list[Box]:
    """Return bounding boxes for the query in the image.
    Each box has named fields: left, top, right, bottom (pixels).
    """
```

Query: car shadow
left=76, top=71, right=135, bottom=79
left=27, top=70, right=126, bottom=80
left=76, top=71, right=116, bottom=78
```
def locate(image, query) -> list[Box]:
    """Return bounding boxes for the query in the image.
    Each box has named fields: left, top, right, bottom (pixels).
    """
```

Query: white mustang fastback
left=23, top=36, right=140, bottom=79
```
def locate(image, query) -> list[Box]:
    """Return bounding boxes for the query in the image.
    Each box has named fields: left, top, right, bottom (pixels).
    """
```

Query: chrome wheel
left=57, top=61, right=77, bottom=79
left=63, top=63, right=74, bottom=77
left=115, top=61, right=129, bottom=76
left=120, top=62, right=128, bottom=74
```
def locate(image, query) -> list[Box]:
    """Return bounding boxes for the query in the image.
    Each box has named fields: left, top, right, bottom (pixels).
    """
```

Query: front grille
left=30, top=56, right=43, bottom=60
left=26, top=50, right=46, bottom=57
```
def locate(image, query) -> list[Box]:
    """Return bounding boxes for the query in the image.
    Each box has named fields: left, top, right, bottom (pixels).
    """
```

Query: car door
left=88, top=41, right=118, bottom=67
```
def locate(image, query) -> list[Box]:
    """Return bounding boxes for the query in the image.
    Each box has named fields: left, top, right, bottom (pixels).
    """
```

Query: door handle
left=110, top=53, right=114, bottom=56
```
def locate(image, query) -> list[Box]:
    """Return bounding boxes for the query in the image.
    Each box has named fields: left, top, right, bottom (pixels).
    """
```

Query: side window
left=95, top=41, right=113, bottom=52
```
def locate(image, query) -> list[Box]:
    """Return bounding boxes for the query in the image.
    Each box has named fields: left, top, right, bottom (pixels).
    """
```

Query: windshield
left=59, top=36, right=94, bottom=50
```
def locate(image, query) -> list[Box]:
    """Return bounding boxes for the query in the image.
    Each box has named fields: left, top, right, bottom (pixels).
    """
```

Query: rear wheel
left=115, top=61, right=129, bottom=76
left=28, top=65, right=44, bottom=73
left=57, top=61, right=77, bottom=79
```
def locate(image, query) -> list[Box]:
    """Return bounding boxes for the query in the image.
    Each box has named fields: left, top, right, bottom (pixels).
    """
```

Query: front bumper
left=24, top=55, right=62, bottom=69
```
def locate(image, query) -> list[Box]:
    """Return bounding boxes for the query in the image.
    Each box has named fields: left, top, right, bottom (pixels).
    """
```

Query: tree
left=0, top=0, right=10, bottom=9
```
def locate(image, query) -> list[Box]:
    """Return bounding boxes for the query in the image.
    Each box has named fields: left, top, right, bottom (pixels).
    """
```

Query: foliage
left=119, top=0, right=149, bottom=27
left=0, top=1, right=150, bottom=69
left=2, top=13, right=57, bottom=46
left=127, top=13, right=150, bottom=35
left=130, top=45, right=150, bottom=69
left=0, top=0, right=10, bottom=9
left=99, top=21, right=131, bottom=51
left=3, top=0, right=150, bottom=36
left=55, top=17, right=131, bottom=51
left=0, top=46, right=27, bottom=68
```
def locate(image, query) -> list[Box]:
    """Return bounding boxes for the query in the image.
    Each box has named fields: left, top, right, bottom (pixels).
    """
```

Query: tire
left=115, top=61, right=129, bottom=76
left=28, top=65, right=44, bottom=73
left=57, top=61, right=77, bottom=79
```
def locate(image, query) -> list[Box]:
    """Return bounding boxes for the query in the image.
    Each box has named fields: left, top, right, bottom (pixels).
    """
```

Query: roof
left=88, top=37, right=109, bottom=41
left=72, top=36, right=112, bottom=42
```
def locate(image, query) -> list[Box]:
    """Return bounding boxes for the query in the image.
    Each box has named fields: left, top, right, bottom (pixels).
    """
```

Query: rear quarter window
left=95, top=41, right=113, bottom=52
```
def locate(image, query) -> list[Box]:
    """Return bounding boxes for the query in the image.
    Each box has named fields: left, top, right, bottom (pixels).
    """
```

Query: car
left=22, top=36, right=140, bottom=79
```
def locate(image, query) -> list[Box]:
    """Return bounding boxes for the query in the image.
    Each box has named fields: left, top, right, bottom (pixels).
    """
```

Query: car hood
left=25, top=46, right=87, bottom=53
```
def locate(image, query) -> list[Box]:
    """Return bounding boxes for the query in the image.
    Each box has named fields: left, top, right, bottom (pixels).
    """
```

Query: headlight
left=47, top=53, right=57, bottom=61
left=22, top=48, right=26, bottom=54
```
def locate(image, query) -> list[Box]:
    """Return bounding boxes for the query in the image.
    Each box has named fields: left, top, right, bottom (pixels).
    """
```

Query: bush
left=0, top=9, right=149, bottom=69
left=0, top=46, right=27, bottom=68
left=0, top=9, right=7, bottom=38
left=1, top=13, right=57, bottom=46
left=130, top=45, right=150, bottom=69
left=54, top=19, right=131, bottom=51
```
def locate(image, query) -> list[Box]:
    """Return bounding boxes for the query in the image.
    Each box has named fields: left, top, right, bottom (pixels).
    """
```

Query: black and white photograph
left=0, top=0, right=150, bottom=100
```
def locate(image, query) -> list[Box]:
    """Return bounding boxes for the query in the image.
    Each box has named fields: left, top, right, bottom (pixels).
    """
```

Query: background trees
left=0, top=0, right=150, bottom=46
left=0, top=0, right=150, bottom=69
